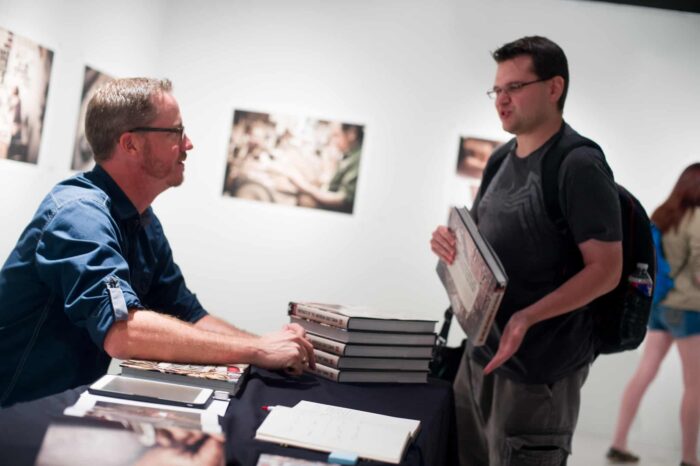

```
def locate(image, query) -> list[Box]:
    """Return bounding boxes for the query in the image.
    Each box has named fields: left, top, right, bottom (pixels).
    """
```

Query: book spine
left=289, top=303, right=350, bottom=329
left=305, top=363, right=339, bottom=382
left=306, top=333, right=347, bottom=355
left=476, top=289, right=505, bottom=345
left=312, top=350, right=340, bottom=369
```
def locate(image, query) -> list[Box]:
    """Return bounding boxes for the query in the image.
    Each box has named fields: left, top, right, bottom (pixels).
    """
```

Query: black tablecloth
left=0, top=368, right=457, bottom=466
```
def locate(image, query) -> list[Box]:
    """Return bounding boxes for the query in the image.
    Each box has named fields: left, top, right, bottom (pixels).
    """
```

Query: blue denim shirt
left=0, top=165, right=207, bottom=406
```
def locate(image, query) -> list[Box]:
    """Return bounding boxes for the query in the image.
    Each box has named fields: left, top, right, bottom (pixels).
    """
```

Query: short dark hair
left=492, top=36, right=569, bottom=112
left=341, top=123, right=364, bottom=147
left=85, top=78, right=172, bottom=162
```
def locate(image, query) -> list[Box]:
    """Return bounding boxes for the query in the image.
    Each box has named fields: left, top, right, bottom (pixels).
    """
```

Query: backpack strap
left=473, top=138, right=515, bottom=218
left=540, top=128, right=604, bottom=237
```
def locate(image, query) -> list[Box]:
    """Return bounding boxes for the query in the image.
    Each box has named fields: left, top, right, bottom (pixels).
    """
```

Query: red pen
left=261, top=405, right=281, bottom=412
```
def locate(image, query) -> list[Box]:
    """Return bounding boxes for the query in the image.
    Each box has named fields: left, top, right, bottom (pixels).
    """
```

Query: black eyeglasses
left=129, top=126, right=186, bottom=141
left=486, top=78, right=550, bottom=99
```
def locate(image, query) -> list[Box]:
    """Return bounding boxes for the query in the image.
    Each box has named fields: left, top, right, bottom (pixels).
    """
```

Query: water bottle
left=628, top=263, right=653, bottom=298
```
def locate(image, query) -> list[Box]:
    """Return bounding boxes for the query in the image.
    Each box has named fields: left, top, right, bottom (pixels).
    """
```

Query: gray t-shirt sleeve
left=558, top=146, right=622, bottom=245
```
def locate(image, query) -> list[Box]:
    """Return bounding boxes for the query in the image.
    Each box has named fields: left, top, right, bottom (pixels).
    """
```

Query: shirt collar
left=86, top=165, right=149, bottom=224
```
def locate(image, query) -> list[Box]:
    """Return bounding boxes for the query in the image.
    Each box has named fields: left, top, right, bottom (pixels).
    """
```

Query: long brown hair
left=651, top=163, right=700, bottom=233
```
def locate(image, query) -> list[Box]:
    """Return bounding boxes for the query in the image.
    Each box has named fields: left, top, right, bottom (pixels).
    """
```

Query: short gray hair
left=85, top=77, right=172, bottom=162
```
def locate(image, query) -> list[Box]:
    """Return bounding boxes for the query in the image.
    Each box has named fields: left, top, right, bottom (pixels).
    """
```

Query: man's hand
left=483, top=311, right=532, bottom=375
left=431, top=226, right=456, bottom=264
left=252, top=324, right=315, bottom=375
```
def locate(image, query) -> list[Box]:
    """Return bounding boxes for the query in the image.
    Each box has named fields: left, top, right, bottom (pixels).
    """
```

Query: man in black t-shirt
left=431, top=36, right=622, bottom=466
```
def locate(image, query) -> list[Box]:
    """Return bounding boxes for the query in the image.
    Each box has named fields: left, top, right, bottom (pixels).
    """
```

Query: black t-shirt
left=471, top=124, right=622, bottom=384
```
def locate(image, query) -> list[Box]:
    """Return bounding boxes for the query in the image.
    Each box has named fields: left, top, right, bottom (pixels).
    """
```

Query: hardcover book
left=35, top=416, right=224, bottom=466
left=288, top=302, right=436, bottom=333
left=306, top=362, right=428, bottom=384
left=436, top=207, right=508, bottom=346
left=255, top=401, right=419, bottom=464
left=313, top=349, right=430, bottom=371
left=120, top=359, right=249, bottom=396
left=306, top=333, right=434, bottom=358
left=290, top=316, right=436, bottom=346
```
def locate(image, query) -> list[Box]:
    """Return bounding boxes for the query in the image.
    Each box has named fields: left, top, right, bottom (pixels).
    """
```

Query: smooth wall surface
left=1, top=0, right=699, bottom=453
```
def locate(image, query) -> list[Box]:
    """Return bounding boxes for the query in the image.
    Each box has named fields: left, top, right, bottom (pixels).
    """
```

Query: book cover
left=436, top=207, right=507, bottom=346
left=256, top=454, right=332, bottom=466
left=306, top=362, right=428, bottom=384
left=35, top=416, right=225, bottom=466
left=288, top=302, right=436, bottom=333
left=290, top=316, right=436, bottom=346
left=120, top=360, right=249, bottom=396
left=306, top=333, right=434, bottom=358
left=255, top=401, right=418, bottom=464
left=313, top=349, right=430, bottom=371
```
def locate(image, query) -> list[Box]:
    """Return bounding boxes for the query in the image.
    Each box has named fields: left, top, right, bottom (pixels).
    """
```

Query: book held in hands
left=436, top=206, right=508, bottom=346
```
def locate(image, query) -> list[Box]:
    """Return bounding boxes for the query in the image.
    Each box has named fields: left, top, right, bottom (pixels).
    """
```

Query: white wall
left=1, top=0, right=699, bottom=453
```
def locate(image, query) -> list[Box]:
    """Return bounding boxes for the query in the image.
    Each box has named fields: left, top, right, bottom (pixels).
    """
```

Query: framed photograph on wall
left=0, top=26, right=53, bottom=164
left=71, top=66, right=113, bottom=171
left=222, top=110, right=365, bottom=215
left=455, top=136, right=503, bottom=202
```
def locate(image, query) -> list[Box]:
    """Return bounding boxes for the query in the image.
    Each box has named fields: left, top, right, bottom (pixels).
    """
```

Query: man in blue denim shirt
left=0, top=78, right=315, bottom=407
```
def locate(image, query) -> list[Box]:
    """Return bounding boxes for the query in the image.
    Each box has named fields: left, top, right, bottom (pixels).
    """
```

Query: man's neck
left=98, top=162, right=162, bottom=214
left=514, top=115, right=563, bottom=157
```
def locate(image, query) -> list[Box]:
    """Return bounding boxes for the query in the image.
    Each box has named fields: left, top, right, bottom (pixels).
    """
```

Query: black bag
left=479, top=126, right=655, bottom=355
left=429, top=307, right=466, bottom=382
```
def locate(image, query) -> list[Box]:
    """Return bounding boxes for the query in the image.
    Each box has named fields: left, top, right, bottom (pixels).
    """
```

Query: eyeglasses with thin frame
left=486, top=77, right=550, bottom=100
left=128, top=126, right=186, bottom=142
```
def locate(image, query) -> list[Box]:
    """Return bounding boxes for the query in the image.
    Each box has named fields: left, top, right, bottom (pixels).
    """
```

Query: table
left=0, top=368, right=457, bottom=465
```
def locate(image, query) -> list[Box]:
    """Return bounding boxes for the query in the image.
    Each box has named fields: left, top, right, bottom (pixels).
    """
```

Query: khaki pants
left=453, top=351, right=589, bottom=466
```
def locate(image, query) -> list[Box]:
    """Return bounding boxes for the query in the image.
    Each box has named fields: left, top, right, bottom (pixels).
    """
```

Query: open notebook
left=255, top=400, right=420, bottom=464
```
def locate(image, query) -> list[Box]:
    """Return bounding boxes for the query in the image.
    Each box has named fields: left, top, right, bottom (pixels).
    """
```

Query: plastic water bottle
left=628, top=263, right=653, bottom=298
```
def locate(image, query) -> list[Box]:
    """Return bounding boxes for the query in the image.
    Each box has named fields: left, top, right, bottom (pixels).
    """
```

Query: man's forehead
left=495, top=55, right=536, bottom=80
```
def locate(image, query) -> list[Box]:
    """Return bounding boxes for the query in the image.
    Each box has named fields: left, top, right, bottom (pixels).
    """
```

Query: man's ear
left=118, top=132, right=140, bottom=155
left=549, top=76, right=565, bottom=104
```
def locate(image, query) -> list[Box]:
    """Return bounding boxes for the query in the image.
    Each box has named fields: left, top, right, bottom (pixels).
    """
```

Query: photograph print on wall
left=222, top=110, right=364, bottom=215
left=0, top=26, right=53, bottom=165
left=71, top=66, right=113, bottom=171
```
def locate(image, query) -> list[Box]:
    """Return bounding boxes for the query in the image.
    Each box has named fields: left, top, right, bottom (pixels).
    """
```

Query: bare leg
left=611, top=330, right=674, bottom=451
left=676, top=334, right=700, bottom=466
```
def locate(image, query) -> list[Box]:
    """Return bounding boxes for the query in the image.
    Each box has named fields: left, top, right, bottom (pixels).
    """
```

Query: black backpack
left=478, top=125, right=655, bottom=355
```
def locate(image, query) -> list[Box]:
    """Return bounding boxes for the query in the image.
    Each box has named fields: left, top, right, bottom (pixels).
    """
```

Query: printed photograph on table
left=455, top=136, right=503, bottom=201
left=71, top=66, right=113, bottom=171
left=0, top=26, right=53, bottom=164
left=222, top=110, right=365, bottom=214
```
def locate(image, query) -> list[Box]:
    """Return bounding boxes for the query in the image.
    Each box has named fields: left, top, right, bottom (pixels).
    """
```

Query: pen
left=261, top=405, right=281, bottom=412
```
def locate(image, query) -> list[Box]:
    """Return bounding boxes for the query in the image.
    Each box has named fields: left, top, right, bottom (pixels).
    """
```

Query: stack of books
left=288, top=302, right=437, bottom=383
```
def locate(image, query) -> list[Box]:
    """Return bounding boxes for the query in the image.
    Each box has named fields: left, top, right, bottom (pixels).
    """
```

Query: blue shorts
left=648, top=305, right=700, bottom=338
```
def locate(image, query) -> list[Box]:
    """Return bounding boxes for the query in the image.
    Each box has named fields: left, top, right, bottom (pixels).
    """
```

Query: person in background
left=608, top=163, right=700, bottom=466
left=0, top=78, right=314, bottom=407
left=283, top=122, right=363, bottom=214
left=431, top=36, right=622, bottom=465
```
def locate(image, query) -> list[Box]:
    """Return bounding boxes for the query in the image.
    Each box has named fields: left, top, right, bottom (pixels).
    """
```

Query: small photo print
left=0, top=26, right=53, bottom=164
left=455, top=136, right=503, bottom=202
left=456, top=136, right=502, bottom=180
left=71, top=66, right=113, bottom=171
left=222, top=110, right=365, bottom=215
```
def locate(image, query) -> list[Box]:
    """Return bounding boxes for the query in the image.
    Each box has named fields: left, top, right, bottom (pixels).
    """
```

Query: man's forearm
left=103, top=310, right=260, bottom=365
left=195, top=314, right=257, bottom=338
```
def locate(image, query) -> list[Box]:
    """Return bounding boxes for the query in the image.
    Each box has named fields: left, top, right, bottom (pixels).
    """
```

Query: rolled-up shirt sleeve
left=34, top=198, right=143, bottom=349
